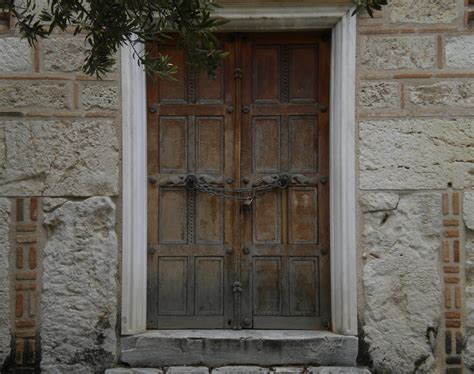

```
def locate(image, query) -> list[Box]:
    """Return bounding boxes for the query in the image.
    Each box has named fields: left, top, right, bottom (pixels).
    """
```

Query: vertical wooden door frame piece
left=121, top=3, right=357, bottom=336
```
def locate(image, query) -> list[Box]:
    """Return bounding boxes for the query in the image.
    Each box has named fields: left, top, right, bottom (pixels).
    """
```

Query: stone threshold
left=107, top=367, right=370, bottom=374
left=120, top=330, right=358, bottom=368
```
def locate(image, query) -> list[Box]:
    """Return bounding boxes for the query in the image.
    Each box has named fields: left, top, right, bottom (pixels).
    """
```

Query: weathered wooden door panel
left=239, top=33, right=330, bottom=329
left=147, top=38, right=236, bottom=329
left=147, top=32, right=330, bottom=330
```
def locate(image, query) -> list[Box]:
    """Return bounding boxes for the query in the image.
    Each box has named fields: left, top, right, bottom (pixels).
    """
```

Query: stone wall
left=0, top=20, right=120, bottom=373
left=357, top=1, right=474, bottom=373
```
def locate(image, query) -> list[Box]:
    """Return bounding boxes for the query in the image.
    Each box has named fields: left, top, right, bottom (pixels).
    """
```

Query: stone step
left=105, top=367, right=370, bottom=374
left=120, top=330, right=358, bottom=367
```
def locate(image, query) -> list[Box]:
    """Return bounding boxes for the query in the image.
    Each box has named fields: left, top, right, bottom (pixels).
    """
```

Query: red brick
left=16, top=246, right=24, bottom=269
left=442, top=193, right=449, bottom=215
left=15, top=293, right=24, bottom=318
left=16, top=198, right=24, bottom=222
left=453, top=240, right=460, bottom=263
left=445, top=277, right=460, bottom=284
left=444, top=266, right=460, bottom=274
left=29, top=292, right=36, bottom=317
left=444, top=230, right=460, bottom=238
left=30, top=197, right=38, bottom=221
left=16, top=235, right=36, bottom=244
left=443, top=219, right=459, bottom=227
left=446, top=320, right=461, bottom=328
left=16, top=223, right=36, bottom=232
left=16, top=283, right=36, bottom=291
left=442, top=240, right=450, bottom=262
left=16, top=319, right=35, bottom=328
left=452, top=193, right=460, bottom=215
left=455, top=287, right=461, bottom=308
left=28, top=246, right=37, bottom=270
left=445, top=286, right=452, bottom=308
left=445, top=311, right=461, bottom=319
left=16, top=272, right=36, bottom=280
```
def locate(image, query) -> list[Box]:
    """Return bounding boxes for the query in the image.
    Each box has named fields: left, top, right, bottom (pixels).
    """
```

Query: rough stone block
left=0, top=81, right=71, bottom=109
left=358, top=81, right=399, bottom=110
left=272, top=368, right=303, bottom=373
left=212, top=367, right=269, bottom=374
left=41, top=197, right=118, bottom=373
left=464, top=192, right=474, bottom=230
left=43, top=37, right=86, bottom=72
left=307, top=368, right=370, bottom=374
left=387, top=0, right=458, bottom=24
left=359, top=118, right=474, bottom=190
left=0, top=198, right=11, bottom=369
left=362, top=193, right=442, bottom=373
left=105, top=369, right=163, bottom=374
left=0, top=119, right=119, bottom=196
left=121, top=330, right=358, bottom=367
left=105, top=369, right=134, bottom=374
left=408, top=81, right=474, bottom=108
left=464, top=334, right=474, bottom=370
left=81, top=84, right=119, bottom=110
left=445, top=36, right=474, bottom=69
left=359, top=192, right=399, bottom=213
left=361, top=36, right=436, bottom=70
left=168, top=367, right=209, bottom=374
left=0, top=37, right=31, bottom=72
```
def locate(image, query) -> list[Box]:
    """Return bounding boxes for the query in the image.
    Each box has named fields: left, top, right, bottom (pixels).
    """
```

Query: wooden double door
left=147, top=32, right=331, bottom=330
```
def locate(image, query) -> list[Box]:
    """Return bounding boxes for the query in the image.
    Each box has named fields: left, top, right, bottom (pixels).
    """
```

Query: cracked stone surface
left=464, top=191, right=474, bottom=230
left=408, top=81, right=474, bottom=108
left=0, top=119, right=119, bottom=196
left=41, top=197, right=118, bottom=374
left=359, top=118, right=474, bottom=190
left=362, top=192, right=442, bottom=373
left=358, top=81, right=399, bottom=111
left=0, top=199, right=11, bottom=369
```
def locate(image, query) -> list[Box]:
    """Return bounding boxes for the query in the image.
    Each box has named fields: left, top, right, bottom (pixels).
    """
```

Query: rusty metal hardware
left=148, top=176, right=158, bottom=185
left=148, top=105, right=157, bottom=113
left=319, top=104, right=328, bottom=113
left=242, top=246, right=251, bottom=255
left=226, top=106, right=234, bottom=114
left=321, top=245, right=329, bottom=255
left=225, top=246, right=233, bottom=254
left=184, top=174, right=289, bottom=202
left=242, top=106, right=250, bottom=114
left=319, top=176, right=329, bottom=184
left=242, top=317, right=251, bottom=327
left=232, top=281, right=242, bottom=293
left=234, top=68, right=243, bottom=79
left=147, top=247, right=156, bottom=255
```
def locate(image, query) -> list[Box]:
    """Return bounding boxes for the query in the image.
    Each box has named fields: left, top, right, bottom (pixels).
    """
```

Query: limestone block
left=307, top=368, right=370, bottom=374
left=0, top=199, right=11, bottom=369
left=168, top=368, right=209, bottom=374
left=465, top=334, right=474, bottom=370
left=361, top=36, right=436, bottom=70
left=359, top=192, right=399, bottom=213
left=42, top=198, right=68, bottom=212
left=387, top=0, right=458, bottom=24
left=408, top=81, right=474, bottom=108
left=81, top=84, right=119, bottom=110
left=272, top=368, right=303, bottom=373
left=43, top=37, right=86, bottom=72
left=359, top=118, right=474, bottom=190
left=445, top=36, right=474, bottom=69
left=0, top=37, right=31, bottom=72
left=212, top=367, right=269, bottom=374
left=105, top=370, right=163, bottom=374
left=0, top=81, right=71, bottom=109
left=464, top=191, right=474, bottom=230
left=0, top=119, right=119, bottom=196
left=358, top=81, right=399, bottom=110
left=41, top=197, right=118, bottom=373
left=362, top=193, right=441, bottom=373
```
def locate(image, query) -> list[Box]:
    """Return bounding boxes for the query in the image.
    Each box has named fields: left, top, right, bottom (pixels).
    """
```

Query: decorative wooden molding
left=120, top=4, right=357, bottom=336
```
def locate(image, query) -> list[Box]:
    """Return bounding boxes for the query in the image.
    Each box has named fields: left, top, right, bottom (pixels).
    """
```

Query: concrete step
left=105, top=367, right=370, bottom=374
left=120, top=330, right=358, bottom=367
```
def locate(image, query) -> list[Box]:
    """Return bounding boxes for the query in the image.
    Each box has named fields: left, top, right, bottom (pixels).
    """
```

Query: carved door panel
left=239, top=33, right=331, bottom=329
left=147, top=32, right=330, bottom=330
left=147, top=38, right=237, bottom=329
